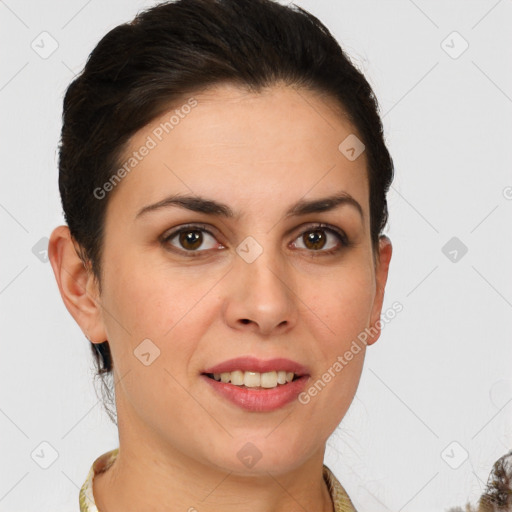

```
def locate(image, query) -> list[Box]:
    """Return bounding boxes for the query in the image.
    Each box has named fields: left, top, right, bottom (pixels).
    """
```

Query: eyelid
left=161, top=223, right=217, bottom=240
left=291, top=222, right=349, bottom=245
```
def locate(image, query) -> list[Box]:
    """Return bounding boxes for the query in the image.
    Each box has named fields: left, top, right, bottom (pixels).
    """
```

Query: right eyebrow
left=135, top=194, right=235, bottom=220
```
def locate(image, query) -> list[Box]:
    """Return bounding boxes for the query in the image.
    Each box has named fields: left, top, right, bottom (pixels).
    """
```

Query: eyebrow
left=135, top=192, right=364, bottom=221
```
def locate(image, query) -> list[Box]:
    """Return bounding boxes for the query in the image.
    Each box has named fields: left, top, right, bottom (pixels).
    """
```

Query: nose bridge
left=237, top=234, right=290, bottom=301
left=227, top=233, right=297, bottom=333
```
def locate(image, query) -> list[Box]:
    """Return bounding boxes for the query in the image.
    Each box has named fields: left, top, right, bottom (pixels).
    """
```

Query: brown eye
left=291, top=225, right=348, bottom=254
left=163, top=225, right=221, bottom=253
left=303, top=230, right=326, bottom=250
left=179, top=230, right=203, bottom=250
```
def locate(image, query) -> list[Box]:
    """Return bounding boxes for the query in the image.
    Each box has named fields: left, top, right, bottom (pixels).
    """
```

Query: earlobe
left=366, top=235, right=393, bottom=346
left=48, top=225, right=107, bottom=344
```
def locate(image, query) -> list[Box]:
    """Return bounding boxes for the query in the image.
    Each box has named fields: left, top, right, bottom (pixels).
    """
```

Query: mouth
left=200, top=365, right=311, bottom=412
left=201, top=356, right=310, bottom=390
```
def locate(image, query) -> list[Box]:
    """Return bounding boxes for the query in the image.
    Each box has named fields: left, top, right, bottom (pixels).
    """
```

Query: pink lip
left=200, top=374, right=310, bottom=412
left=202, top=356, right=310, bottom=376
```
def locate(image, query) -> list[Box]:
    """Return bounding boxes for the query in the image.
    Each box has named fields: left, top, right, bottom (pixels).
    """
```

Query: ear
left=48, top=225, right=107, bottom=344
left=366, top=235, right=393, bottom=346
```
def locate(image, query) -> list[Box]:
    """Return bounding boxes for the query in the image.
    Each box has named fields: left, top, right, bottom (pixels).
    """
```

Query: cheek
left=297, top=270, right=373, bottom=431
left=102, top=255, right=205, bottom=336
left=99, top=252, right=222, bottom=379
left=305, top=264, right=375, bottom=338
left=98, top=266, right=166, bottom=369
left=99, top=266, right=205, bottom=405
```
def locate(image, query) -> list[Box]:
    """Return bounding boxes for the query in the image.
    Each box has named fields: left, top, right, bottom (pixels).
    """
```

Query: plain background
left=1, top=0, right=511, bottom=510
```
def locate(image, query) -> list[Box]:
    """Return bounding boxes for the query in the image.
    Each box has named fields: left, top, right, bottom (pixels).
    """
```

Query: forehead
left=105, top=82, right=369, bottom=223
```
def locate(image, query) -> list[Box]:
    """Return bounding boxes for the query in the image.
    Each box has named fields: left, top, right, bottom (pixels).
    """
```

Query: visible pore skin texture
left=49, top=82, right=392, bottom=512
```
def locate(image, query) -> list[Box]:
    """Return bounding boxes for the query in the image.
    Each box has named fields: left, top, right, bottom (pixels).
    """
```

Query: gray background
left=1, top=0, right=511, bottom=510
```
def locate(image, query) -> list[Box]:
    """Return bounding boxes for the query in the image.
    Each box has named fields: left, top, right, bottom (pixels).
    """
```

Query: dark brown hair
left=58, top=0, right=394, bottom=422
left=447, top=449, right=512, bottom=511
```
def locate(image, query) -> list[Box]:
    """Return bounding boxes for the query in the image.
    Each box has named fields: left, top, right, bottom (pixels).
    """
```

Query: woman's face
left=57, top=83, right=391, bottom=474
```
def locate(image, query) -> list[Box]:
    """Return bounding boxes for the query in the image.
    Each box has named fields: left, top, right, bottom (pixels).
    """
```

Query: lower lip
left=201, top=374, right=310, bottom=412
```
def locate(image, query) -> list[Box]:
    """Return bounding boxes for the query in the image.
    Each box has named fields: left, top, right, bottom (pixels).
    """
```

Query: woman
left=48, top=0, right=394, bottom=510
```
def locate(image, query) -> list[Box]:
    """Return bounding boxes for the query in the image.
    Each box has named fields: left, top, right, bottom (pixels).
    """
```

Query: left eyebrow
left=135, top=192, right=364, bottom=222
left=284, top=193, right=364, bottom=221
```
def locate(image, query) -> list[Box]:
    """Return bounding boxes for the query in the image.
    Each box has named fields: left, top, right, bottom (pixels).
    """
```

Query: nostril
left=240, top=319, right=250, bottom=324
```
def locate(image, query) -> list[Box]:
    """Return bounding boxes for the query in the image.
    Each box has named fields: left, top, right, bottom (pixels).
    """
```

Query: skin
left=49, top=82, right=392, bottom=512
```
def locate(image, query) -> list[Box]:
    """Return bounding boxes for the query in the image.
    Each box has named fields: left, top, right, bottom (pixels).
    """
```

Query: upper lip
left=202, top=356, right=310, bottom=376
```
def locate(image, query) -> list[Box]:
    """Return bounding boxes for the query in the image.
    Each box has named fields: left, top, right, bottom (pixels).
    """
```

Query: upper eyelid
left=162, top=223, right=217, bottom=239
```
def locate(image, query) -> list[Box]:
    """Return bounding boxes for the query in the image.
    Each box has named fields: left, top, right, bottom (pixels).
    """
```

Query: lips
left=202, top=356, right=310, bottom=377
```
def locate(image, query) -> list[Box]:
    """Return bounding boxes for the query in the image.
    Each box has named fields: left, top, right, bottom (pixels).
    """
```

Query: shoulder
left=79, top=448, right=119, bottom=512
left=323, top=464, right=358, bottom=512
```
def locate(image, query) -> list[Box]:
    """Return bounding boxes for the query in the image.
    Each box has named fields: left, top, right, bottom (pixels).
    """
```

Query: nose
left=222, top=246, right=298, bottom=337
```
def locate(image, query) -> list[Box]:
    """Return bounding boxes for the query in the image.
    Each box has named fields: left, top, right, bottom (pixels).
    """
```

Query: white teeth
left=260, top=371, right=277, bottom=388
left=244, top=371, right=261, bottom=388
left=230, top=370, right=244, bottom=385
left=210, top=370, right=298, bottom=388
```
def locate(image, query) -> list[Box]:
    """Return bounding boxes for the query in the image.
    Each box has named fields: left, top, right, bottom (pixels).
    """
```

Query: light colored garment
left=79, top=448, right=357, bottom=512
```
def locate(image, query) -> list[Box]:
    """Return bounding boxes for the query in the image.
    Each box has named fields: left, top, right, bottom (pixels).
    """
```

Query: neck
left=93, top=390, right=334, bottom=512
left=93, top=431, right=333, bottom=511
left=94, top=446, right=334, bottom=512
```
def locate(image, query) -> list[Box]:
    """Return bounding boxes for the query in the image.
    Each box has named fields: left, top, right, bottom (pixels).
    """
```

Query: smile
left=204, top=370, right=300, bottom=388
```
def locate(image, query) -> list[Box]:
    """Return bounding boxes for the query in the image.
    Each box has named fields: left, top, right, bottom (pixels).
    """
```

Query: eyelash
left=161, top=223, right=351, bottom=257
